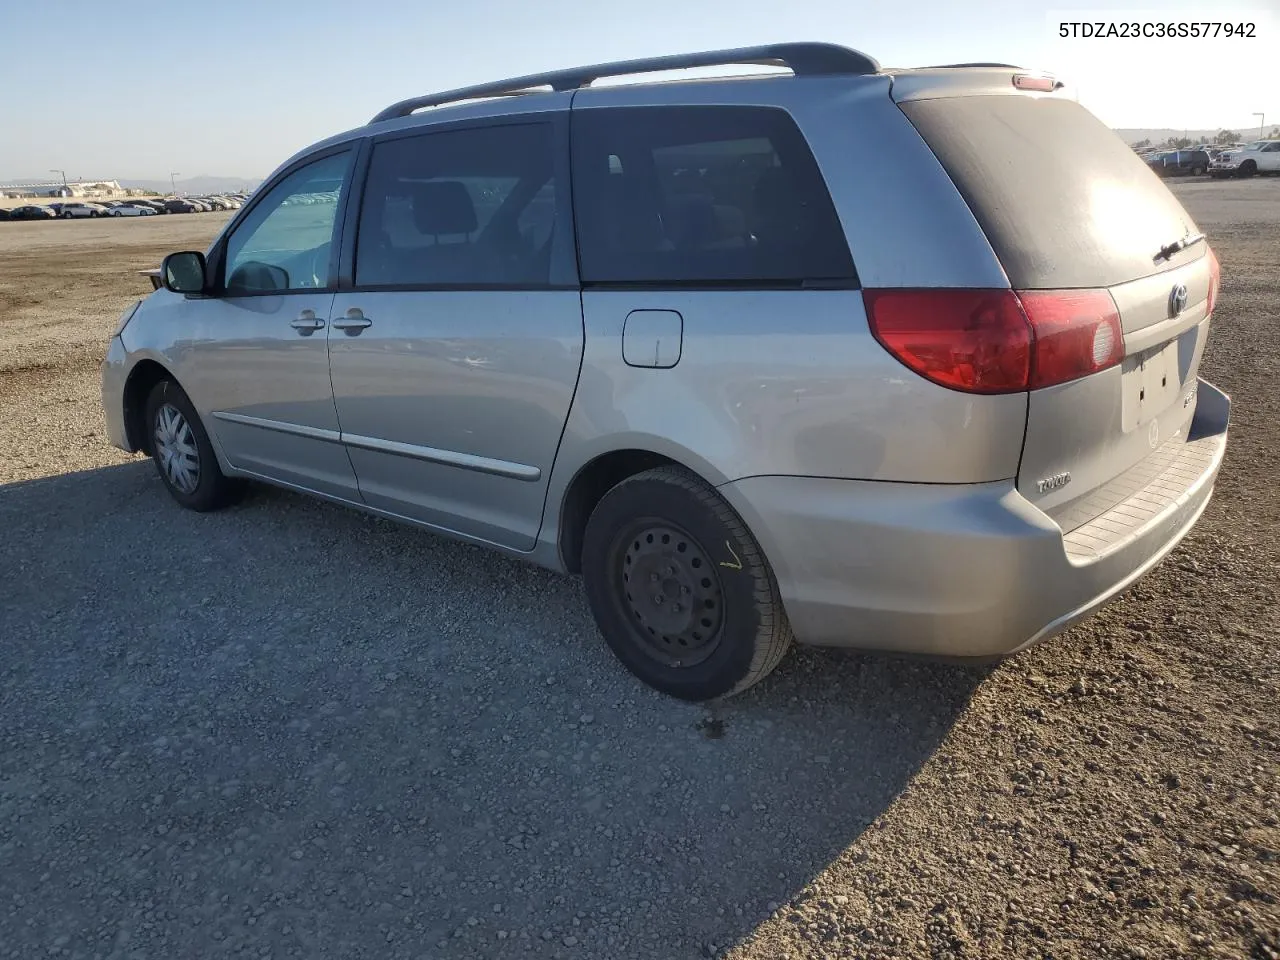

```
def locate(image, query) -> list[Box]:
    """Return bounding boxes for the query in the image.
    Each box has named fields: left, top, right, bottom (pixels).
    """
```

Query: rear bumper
left=719, top=378, right=1230, bottom=658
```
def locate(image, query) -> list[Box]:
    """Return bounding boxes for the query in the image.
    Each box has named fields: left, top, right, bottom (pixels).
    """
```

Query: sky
left=0, top=0, right=1274, bottom=181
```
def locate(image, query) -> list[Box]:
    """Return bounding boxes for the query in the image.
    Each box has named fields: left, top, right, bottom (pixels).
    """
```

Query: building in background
left=0, top=179, right=126, bottom=198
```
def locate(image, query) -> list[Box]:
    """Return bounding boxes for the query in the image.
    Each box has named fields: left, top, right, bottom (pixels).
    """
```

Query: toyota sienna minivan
left=101, top=43, right=1230, bottom=700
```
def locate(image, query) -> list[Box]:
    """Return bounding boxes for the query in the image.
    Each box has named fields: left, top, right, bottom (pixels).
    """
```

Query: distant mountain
left=1114, top=128, right=1261, bottom=146
left=119, top=175, right=261, bottom=195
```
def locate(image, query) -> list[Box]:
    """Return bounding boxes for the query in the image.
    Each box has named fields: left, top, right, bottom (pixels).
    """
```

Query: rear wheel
left=581, top=466, right=792, bottom=701
left=144, top=380, right=243, bottom=512
left=61, top=212, right=72, bottom=219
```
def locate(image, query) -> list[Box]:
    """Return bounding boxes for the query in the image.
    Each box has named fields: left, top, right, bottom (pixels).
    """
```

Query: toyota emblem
left=1169, top=283, right=1189, bottom=318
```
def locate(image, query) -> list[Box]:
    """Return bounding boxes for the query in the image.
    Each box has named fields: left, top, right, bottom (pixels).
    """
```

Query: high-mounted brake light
left=865, top=287, right=1125, bottom=394
left=1013, top=74, right=1058, bottom=92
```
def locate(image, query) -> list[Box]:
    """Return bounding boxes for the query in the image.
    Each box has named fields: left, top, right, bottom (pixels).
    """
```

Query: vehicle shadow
left=0, top=463, right=992, bottom=958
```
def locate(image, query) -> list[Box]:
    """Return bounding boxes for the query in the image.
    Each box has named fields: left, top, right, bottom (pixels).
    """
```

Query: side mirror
left=161, top=251, right=207, bottom=294
left=226, top=261, right=290, bottom=294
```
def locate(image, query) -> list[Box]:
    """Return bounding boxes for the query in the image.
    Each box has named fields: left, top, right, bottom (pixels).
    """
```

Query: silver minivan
left=101, top=44, right=1230, bottom=700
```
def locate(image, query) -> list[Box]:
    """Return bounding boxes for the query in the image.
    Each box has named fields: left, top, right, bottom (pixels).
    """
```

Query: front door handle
left=290, top=309, right=325, bottom=335
left=332, top=307, right=372, bottom=334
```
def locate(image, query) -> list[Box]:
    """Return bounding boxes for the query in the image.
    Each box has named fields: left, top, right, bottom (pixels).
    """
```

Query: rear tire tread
left=595, top=465, right=792, bottom=699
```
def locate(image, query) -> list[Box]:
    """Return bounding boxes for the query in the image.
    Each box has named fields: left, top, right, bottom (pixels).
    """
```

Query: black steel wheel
left=581, top=465, right=792, bottom=701
left=616, top=521, right=726, bottom=668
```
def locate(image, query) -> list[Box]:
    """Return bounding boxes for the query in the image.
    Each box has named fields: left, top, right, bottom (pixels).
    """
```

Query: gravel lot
left=1, top=185, right=1277, bottom=960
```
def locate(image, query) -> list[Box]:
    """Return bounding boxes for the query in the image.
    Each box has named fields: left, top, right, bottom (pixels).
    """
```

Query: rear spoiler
left=140, top=268, right=162, bottom=291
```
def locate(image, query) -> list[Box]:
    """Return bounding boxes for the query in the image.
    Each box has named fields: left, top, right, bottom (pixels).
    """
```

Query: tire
left=144, top=380, right=242, bottom=512
left=61, top=212, right=72, bottom=219
left=581, top=465, right=792, bottom=701
left=1191, top=165, right=1205, bottom=176
left=1241, top=160, right=1258, bottom=177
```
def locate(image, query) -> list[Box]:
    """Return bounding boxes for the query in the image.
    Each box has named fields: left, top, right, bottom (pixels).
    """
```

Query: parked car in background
left=108, top=203, right=157, bottom=217
left=56, top=202, right=107, bottom=218
left=1209, top=140, right=1280, bottom=177
left=128, top=199, right=168, bottom=214
left=163, top=199, right=198, bottom=213
left=103, top=44, right=1230, bottom=701
left=1147, top=149, right=1210, bottom=177
left=8, top=205, right=56, bottom=220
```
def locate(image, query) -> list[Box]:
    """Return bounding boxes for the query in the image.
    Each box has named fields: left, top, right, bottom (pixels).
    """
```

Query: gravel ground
left=1, top=185, right=1277, bottom=960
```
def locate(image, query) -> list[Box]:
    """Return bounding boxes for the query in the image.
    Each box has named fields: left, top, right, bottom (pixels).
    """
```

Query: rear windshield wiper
left=1154, top=232, right=1206, bottom=263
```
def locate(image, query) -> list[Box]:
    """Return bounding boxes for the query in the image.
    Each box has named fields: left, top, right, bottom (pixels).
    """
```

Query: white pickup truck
left=1209, top=139, right=1280, bottom=177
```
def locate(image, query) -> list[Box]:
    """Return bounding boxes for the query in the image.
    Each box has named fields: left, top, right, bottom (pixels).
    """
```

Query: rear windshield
left=901, top=96, right=1199, bottom=289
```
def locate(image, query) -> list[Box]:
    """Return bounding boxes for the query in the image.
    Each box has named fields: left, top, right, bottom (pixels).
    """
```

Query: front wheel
left=1241, top=160, right=1258, bottom=177
left=581, top=466, right=792, bottom=701
left=144, top=380, right=243, bottom=511
left=61, top=212, right=72, bottom=219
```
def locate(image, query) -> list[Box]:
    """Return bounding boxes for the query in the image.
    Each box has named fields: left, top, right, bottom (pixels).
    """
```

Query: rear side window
left=355, top=123, right=557, bottom=288
left=571, top=105, right=855, bottom=285
left=901, top=96, right=1198, bottom=289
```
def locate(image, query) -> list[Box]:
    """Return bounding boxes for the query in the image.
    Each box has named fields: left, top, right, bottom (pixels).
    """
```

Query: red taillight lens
left=1013, top=74, right=1057, bottom=92
left=865, top=287, right=1125, bottom=394
left=1019, top=289, right=1124, bottom=389
left=1206, top=247, right=1220, bottom=317
left=863, top=289, right=1032, bottom=394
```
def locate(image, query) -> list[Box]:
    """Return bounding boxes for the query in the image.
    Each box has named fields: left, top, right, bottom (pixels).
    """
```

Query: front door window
left=222, top=152, right=351, bottom=294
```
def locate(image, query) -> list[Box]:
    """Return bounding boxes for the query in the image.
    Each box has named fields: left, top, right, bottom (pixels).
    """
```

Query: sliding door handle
left=332, top=307, right=372, bottom=334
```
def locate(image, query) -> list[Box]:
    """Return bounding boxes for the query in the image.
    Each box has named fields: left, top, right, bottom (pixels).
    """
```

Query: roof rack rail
left=925, top=62, right=1027, bottom=69
left=369, top=42, right=880, bottom=123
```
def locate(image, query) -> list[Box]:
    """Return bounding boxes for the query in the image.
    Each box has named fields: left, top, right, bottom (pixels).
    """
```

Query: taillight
left=1019, top=289, right=1124, bottom=389
left=865, top=287, right=1125, bottom=394
left=863, top=289, right=1031, bottom=394
left=1206, top=247, right=1221, bottom=317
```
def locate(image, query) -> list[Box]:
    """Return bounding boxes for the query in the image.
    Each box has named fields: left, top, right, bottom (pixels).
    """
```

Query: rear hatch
left=899, top=91, right=1217, bottom=535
